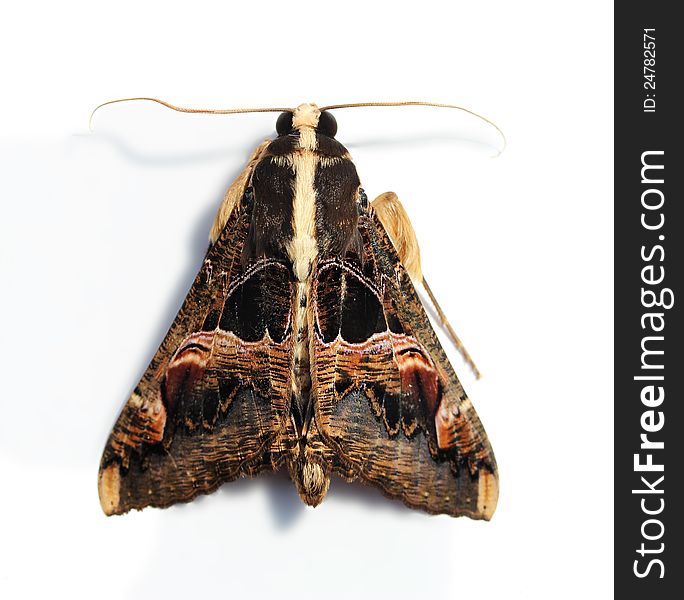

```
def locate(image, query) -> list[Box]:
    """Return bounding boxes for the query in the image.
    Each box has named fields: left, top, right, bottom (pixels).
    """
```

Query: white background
left=0, top=2, right=613, bottom=598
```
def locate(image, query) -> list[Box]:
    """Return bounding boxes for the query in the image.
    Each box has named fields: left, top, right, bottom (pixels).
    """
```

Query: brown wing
left=98, top=201, right=297, bottom=515
left=311, top=212, right=498, bottom=519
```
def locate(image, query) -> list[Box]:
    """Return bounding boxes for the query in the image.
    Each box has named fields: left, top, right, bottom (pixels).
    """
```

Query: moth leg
left=422, top=277, right=481, bottom=379
left=370, top=191, right=422, bottom=281
left=371, top=191, right=481, bottom=379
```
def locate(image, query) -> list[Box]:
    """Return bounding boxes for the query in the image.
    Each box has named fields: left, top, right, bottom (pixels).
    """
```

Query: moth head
left=276, top=103, right=337, bottom=138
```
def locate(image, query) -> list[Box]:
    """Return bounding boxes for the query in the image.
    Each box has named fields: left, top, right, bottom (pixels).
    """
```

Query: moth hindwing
left=98, top=102, right=498, bottom=519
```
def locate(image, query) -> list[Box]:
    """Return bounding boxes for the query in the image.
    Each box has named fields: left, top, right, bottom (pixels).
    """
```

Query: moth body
left=244, top=103, right=364, bottom=504
left=98, top=103, right=498, bottom=519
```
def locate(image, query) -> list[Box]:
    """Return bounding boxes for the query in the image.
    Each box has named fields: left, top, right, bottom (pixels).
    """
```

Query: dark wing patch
left=218, top=261, right=292, bottom=342
left=314, top=261, right=386, bottom=343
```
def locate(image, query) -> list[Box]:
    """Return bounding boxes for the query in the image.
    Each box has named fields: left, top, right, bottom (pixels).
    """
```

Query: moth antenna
left=422, top=278, right=482, bottom=379
left=89, top=97, right=294, bottom=132
left=320, top=101, right=506, bottom=156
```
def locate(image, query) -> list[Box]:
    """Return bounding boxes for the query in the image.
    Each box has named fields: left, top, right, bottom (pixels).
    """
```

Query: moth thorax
left=288, top=236, right=317, bottom=281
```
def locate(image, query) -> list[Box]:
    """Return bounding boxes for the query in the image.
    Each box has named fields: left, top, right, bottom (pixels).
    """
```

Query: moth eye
left=242, top=186, right=254, bottom=207
left=276, top=112, right=294, bottom=135
left=317, top=111, right=337, bottom=138
left=357, top=188, right=368, bottom=213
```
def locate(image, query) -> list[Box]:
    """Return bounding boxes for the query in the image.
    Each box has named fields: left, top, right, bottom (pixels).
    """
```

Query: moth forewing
left=98, top=102, right=498, bottom=520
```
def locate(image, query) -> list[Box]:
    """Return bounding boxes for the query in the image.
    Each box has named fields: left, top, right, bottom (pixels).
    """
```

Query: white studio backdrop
left=0, top=2, right=613, bottom=599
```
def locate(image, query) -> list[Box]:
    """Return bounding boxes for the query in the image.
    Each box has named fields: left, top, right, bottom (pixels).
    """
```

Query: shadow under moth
left=98, top=101, right=499, bottom=520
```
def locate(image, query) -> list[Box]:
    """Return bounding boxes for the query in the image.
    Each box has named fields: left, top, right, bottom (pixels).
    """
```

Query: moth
left=98, top=101, right=499, bottom=519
